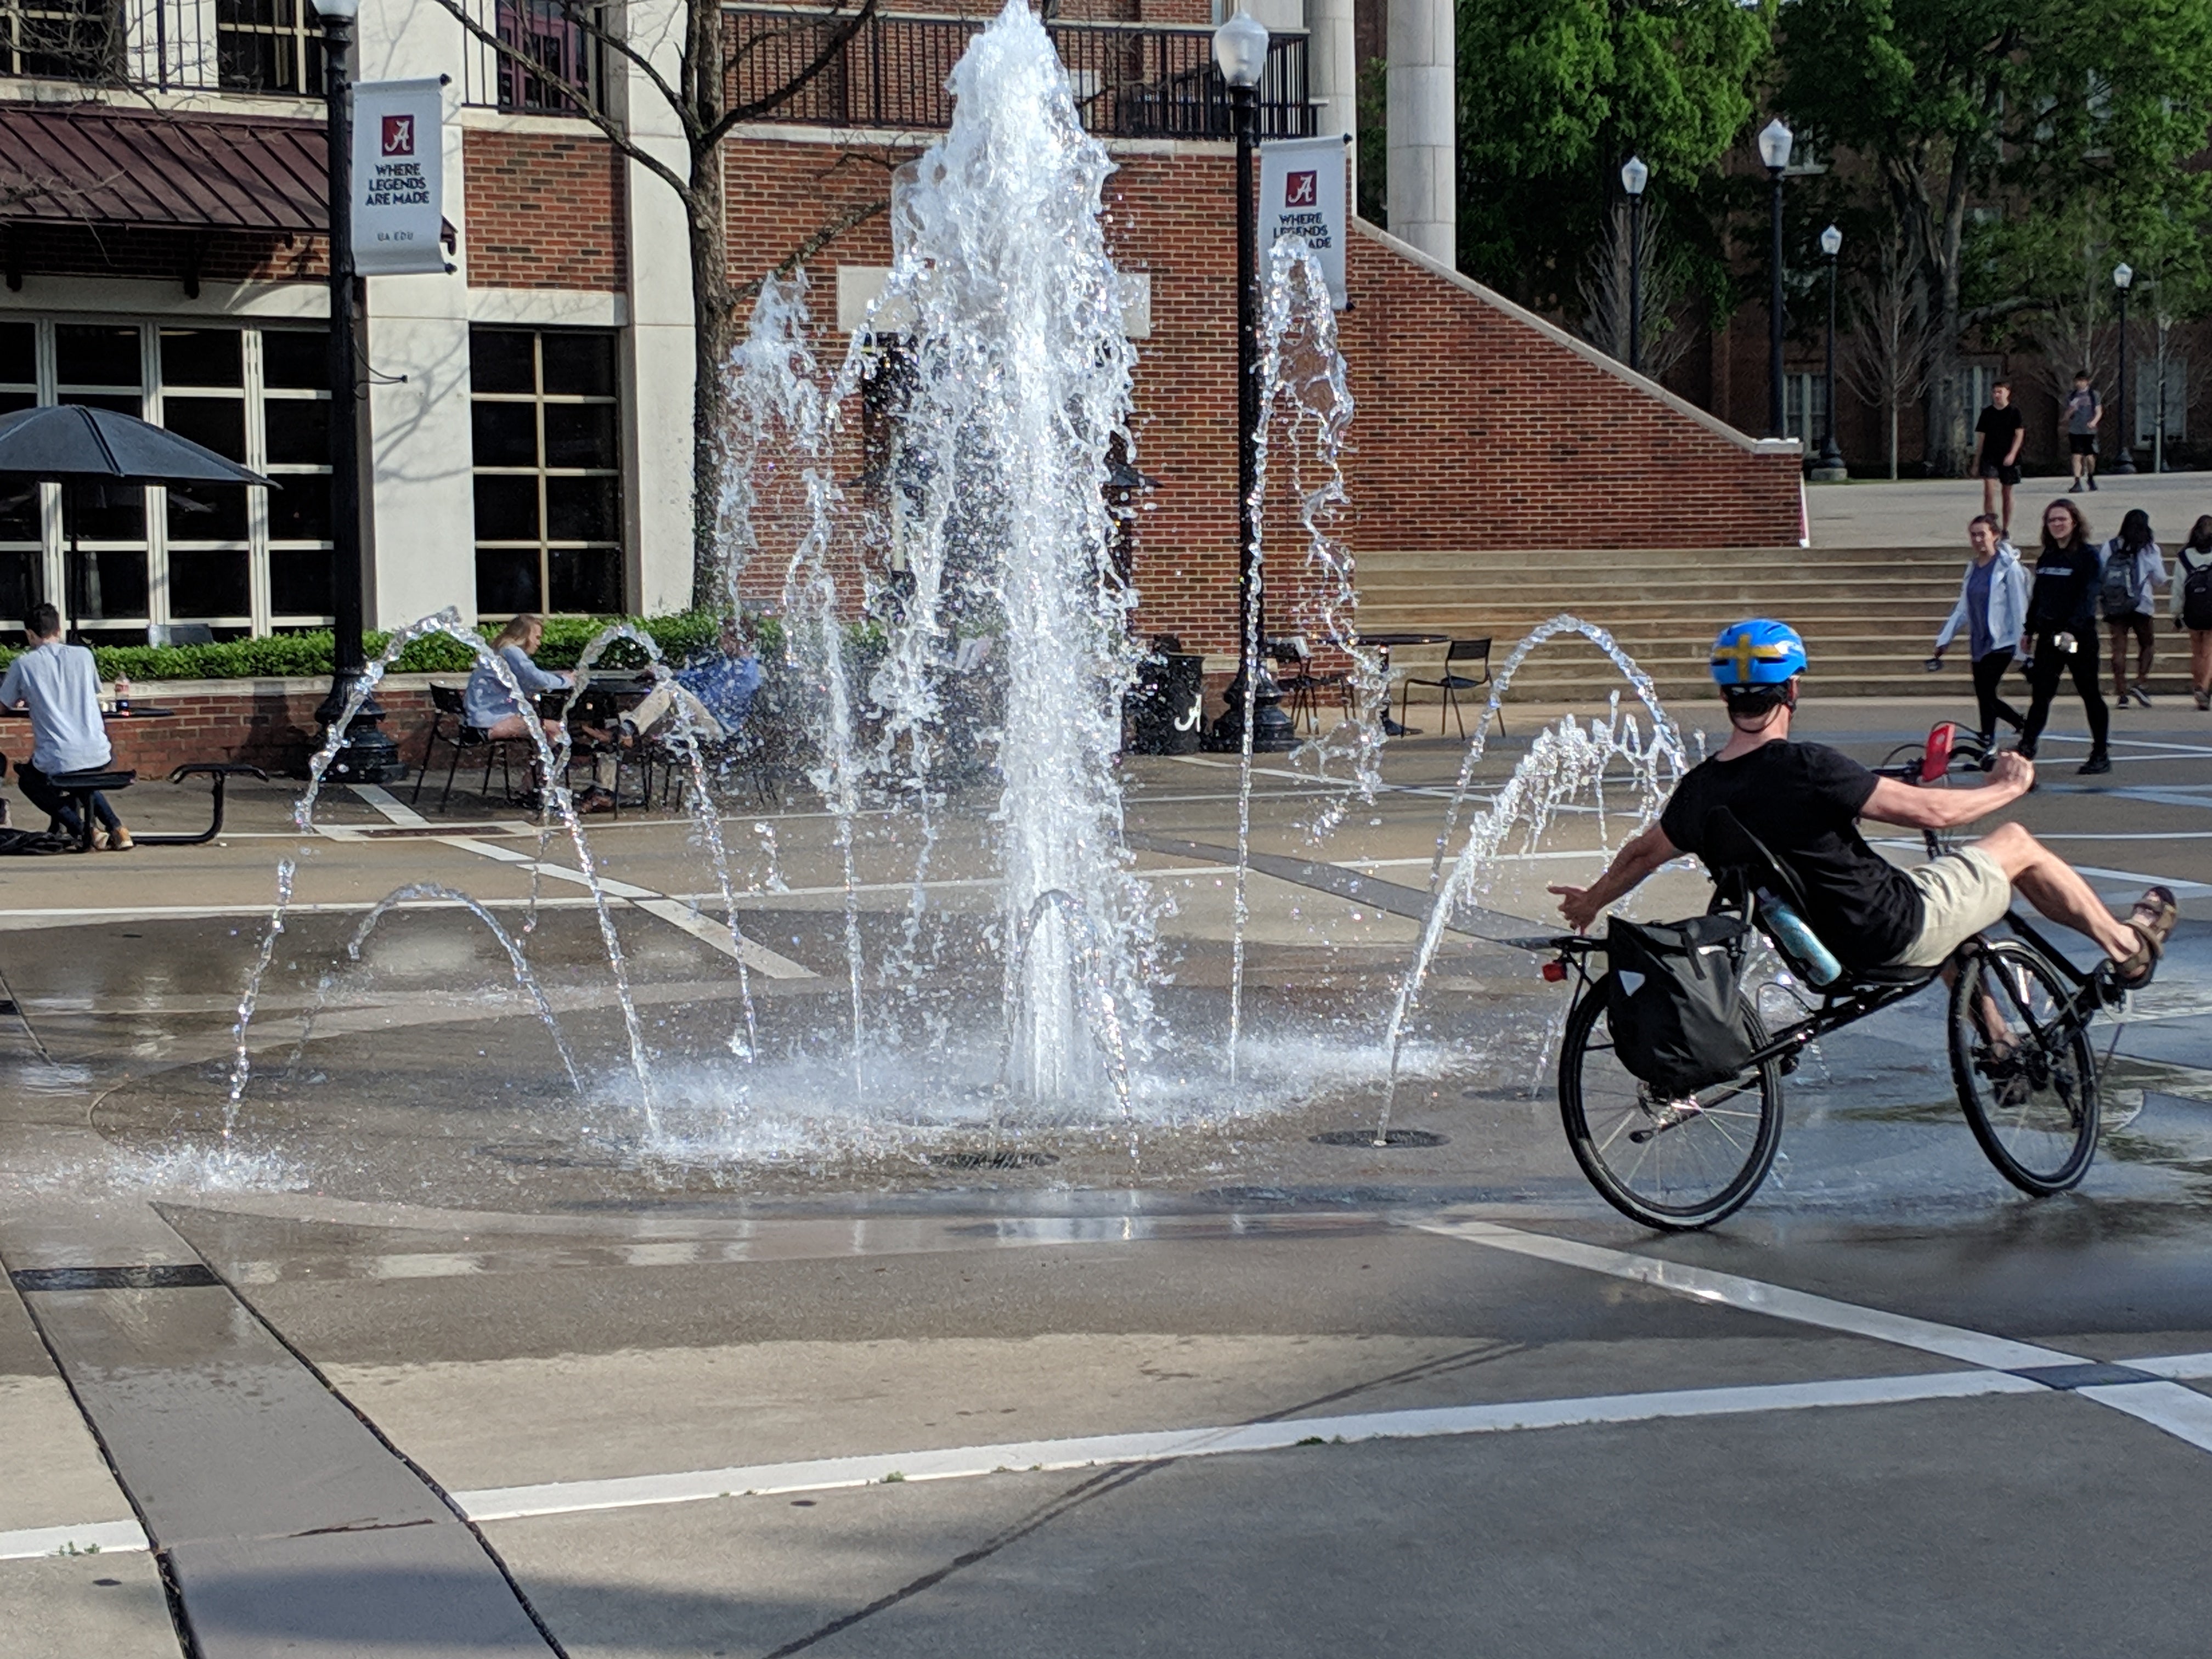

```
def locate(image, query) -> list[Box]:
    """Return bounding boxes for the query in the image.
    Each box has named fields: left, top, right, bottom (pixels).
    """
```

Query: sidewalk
left=1808, top=471, right=2211, bottom=548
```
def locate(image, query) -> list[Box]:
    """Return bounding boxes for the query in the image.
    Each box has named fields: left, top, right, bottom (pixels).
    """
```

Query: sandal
left=2108, top=885, right=2180, bottom=992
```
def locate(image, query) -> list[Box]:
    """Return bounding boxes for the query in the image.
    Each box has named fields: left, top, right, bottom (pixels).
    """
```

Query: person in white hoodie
left=1929, top=514, right=2030, bottom=748
left=2098, top=507, right=2168, bottom=708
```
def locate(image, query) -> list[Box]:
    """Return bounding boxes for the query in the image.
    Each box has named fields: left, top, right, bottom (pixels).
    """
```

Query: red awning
left=0, top=103, right=327, bottom=233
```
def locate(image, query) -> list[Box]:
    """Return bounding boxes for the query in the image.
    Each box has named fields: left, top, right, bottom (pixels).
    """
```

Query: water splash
left=223, top=856, right=294, bottom=1138
left=291, top=608, right=658, bottom=1125
left=709, top=273, right=823, bottom=619
left=998, top=889, right=1138, bottom=1168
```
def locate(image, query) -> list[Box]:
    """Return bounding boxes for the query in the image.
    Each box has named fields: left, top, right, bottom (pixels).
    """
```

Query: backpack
left=2100, top=543, right=2140, bottom=621
left=1604, top=913, right=1758, bottom=1098
left=2185, top=552, right=2212, bottom=631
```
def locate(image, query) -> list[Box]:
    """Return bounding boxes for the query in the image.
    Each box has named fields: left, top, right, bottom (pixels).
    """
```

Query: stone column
left=1385, top=0, right=1454, bottom=265
left=1305, top=0, right=1358, bottom=202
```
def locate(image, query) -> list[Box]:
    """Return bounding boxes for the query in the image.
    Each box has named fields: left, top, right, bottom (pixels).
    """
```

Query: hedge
left=0, top=612, right=788, bottom=684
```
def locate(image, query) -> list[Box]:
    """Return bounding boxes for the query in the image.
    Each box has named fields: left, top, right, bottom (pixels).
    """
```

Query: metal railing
left=458, top=0, right=603, bottom=115
left=724, top=8, right=1311, bottom=139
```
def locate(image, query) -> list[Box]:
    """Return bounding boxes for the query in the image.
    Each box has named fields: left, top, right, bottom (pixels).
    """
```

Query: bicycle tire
left=1948, top=939, right=2100, bottom=1194
left=1558, top=975, right=1785, bottom=1231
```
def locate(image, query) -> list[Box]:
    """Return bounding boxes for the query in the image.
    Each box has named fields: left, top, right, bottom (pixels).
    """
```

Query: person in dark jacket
left=2018, top=498, right=2111, bottom=774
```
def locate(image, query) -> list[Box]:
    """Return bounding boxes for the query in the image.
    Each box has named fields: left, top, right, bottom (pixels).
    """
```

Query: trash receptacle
left=1127, top=645, right=1205, bottom=755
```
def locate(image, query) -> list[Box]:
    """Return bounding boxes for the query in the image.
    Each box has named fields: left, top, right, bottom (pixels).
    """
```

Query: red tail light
left=1541, top=960, right=1568, bottom=982
left=1921, top=721, right=1956, bottom=783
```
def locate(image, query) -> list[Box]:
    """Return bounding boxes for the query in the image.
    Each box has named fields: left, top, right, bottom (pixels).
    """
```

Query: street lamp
left=2111, top=261, right=2137, bottom=477
left=1620, top=155, right=1648, bottom=373
left=1758, top=117, right=1792, bottom=441
left=1206, top=5, right=1295, bottom=753
left=1813, top=223, right=1846, bottom=481
left=308, top=0, right=399, bottom=781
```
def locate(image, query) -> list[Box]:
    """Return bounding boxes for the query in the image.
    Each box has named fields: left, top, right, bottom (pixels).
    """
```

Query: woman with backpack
left=2098, top=507, right=2167, bottom=709
left=2177, top=514, right=2212, bottom=710
left=1929, top=513, right=2029, bottom=749
left=2019, top=498, right=2112, bottom=774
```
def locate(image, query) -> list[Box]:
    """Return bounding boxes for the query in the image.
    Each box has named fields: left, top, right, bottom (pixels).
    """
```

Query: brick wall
left=84, top=681, right=444, bottom=782
left=7, top=223, right=325, bottom=286
left=464, top=129, right=626, bottom=291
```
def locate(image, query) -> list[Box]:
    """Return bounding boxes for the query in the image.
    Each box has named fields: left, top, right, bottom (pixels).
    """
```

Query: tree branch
left=736, top=195, right=888, bottom=301
left=702, top=0, right=881, bottom=150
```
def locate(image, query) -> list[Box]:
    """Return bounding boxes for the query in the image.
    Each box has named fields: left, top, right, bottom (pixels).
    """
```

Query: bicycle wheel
left=1948, top=939, right=2100, bottom=1194
left=1559, top=978, right=1785, bottom=1230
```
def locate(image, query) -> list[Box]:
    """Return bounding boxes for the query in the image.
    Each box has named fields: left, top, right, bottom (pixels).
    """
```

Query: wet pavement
left=3, top=691, right=2211, bottom=1654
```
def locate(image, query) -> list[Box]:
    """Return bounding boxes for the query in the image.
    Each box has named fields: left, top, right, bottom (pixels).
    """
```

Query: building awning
left=0, top=104, right=327, bottom=234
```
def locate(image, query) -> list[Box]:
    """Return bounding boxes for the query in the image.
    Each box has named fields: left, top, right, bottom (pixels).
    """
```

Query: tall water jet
left=862, top=0, right=1152, bottom=1103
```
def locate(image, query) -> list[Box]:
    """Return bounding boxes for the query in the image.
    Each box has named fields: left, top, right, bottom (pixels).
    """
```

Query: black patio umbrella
left=0, top=403, right=275, bottom=489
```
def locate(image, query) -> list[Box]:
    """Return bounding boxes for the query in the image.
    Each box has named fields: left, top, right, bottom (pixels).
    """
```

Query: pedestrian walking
left=2098, top=507, right=2166, bottom=709
left=2176, top=514, right=2212, bottom=711
left=2065, top=370, right=2101, bottom=493
left=2018, top=498, right=2112, bottom=774
left=1929, top=513, right=2029, bottom=749
left=1975, top=381, right=2027, bottom=537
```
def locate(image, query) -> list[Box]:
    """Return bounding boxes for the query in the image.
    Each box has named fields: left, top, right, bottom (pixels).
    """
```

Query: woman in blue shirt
left=1931, top=513, right=2029, bottom=749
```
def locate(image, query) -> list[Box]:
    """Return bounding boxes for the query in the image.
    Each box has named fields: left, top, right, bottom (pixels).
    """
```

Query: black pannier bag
left=1605, top=913, right=1757, bottom=1097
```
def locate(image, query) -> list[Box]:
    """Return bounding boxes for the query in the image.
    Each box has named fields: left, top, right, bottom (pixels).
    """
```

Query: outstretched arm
left=1861, top=753, right=2033, bottom=830
left=1549, top=820, right=1679, bottom=933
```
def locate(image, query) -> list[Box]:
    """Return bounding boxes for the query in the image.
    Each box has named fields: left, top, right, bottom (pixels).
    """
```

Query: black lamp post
left=1205, top=4, right=1296, bottom=754
left=309, top=0, right=400, bottom=781
left=2111, top=261, right=2137, bottom=476
left=1758, top=117, right=1792, bottom=441
left=1620, top=154, right=1648, bottom=373
left=1813, top=222, right=1847, bottom=481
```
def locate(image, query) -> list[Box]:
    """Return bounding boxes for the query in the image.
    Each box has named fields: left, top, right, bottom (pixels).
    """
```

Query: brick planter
left=81, top=676, right=448, bottom=782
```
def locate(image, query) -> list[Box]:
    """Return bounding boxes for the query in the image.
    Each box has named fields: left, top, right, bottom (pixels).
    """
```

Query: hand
left=1988, top=751, right=2034, bottom=794
left=1549, top=883, right=1601, bottom=933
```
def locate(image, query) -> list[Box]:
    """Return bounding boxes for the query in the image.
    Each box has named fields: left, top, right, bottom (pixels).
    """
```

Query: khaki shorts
left=1887, top=847, right=2013, bottom=969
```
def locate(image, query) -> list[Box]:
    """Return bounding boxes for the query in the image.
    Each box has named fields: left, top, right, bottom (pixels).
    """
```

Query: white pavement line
left=2128, top=1351, right=2212, bottom=1379
left=2078, top=1381, right=2212, bottom=1452
left=2071, top=865, right=2212, bottom=895
left=350, top=783, right=430, bottom=827
left=453, top=1368, right=2040, bottom=1524
left=1419, top=1218, right=2078, bottom=1370
left=438, top=838, right=816, bottom=978
left=0, top=1519, right=149, bottom=1561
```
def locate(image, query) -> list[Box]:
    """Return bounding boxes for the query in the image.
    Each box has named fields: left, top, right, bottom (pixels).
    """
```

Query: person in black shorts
left=2064, top=370, right=2101, bottom=493
left=1975, top=380, right=2027, bottom=537
left=1548, top=617, right=2175, bottom=985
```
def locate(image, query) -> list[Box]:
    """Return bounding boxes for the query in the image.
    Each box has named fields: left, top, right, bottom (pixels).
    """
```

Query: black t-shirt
left=2028, top=538, right=2100, bottom=635
left=1975, top=404, right=2024, bottom=468
left=1660, top=740, right=1923, bottom=970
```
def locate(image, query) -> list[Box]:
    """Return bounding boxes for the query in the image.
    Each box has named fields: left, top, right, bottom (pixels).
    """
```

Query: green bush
left=0, top=611, right=778, bottom=683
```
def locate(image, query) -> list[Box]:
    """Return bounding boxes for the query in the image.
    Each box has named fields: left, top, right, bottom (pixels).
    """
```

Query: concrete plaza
left=3, top=682, right=2211, bottom=1656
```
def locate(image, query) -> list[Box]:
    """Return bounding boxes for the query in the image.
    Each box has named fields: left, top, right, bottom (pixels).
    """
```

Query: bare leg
left=2000, top=479, right=2016, bottom=538
left=1972, top=821, right=2134, bottom=961
left=1982, top=475, right=1999, bottom=522
left=2110, top=624, right=2130, bottom=705
left=2192, top=629, right=2212, bottom=695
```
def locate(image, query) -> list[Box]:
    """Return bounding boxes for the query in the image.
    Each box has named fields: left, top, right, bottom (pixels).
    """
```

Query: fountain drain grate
left=1311, top=1129, right=1449, bottom=1149
left=925, top=1149, right=1060, bottom=1170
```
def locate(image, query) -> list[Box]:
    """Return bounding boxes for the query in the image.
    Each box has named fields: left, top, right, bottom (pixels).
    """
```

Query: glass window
left=261, top=330, right=328, bottom=390
left=160, top=329, right=244, bottom=389
left=0, top=322, right=33, bottom=386
left=0, top=0, right=120, bottom=82
left=470, top=326, right=624, bottom=618
left=55, top=325, right=142, bottom=390
left=215, top=0, right=323, bottom=95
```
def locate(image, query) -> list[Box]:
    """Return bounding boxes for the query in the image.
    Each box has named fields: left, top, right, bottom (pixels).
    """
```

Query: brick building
left=0, top=0, right=1799, bottom=657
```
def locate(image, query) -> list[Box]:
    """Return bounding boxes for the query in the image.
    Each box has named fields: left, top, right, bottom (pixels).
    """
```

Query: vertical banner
left=1257, top=136, right=1347, bottom=309
left=351, top=78, right=449, bottom=276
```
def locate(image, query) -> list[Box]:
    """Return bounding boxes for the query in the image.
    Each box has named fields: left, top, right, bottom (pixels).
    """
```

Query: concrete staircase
left=1356, top=545, right=2194, bottom=704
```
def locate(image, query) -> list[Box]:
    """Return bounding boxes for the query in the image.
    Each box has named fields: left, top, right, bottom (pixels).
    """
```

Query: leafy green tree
left=1776, top=0, right=2212, bottom=472
left=1454, top=0, right=1774, bottom=321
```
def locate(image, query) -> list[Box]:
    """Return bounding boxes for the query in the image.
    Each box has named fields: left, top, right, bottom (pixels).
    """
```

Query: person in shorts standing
left=2019, top=498, right=2111, bottom=773
left=2065, top=370, right=2101, bottom=493
left=2175, top=514, right=2212, bottom=710
left=1975, top=380, right=2028, bottom=535
left=2098, top=507, right=2166, bottom=709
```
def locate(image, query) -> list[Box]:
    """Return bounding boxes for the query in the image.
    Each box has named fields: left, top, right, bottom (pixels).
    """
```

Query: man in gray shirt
left=2066, top=369, right=2102, bottom=494
left=0, top=603, right=130, bottom=849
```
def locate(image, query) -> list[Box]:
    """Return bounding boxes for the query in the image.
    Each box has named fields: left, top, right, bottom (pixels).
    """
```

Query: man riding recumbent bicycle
left=1536, top=618, right=2179, bottom=1231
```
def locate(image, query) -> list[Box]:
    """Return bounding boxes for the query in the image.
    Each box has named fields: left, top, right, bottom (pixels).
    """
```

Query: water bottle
left=113, top=674, right=131, bottom=715
left=1760, top=895, right=1842, bottom=988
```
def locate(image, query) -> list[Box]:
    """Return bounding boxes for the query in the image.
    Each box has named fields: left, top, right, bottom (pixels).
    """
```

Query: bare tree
left=1840, top=236, right=1934, bottom=480
left=1576, top=196, right=1696, bottom=385
left=432, top=0, right=888, bottom=604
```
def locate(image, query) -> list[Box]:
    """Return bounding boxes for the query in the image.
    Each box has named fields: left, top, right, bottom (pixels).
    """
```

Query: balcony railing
left=725, top=8, right=1312, bottom=139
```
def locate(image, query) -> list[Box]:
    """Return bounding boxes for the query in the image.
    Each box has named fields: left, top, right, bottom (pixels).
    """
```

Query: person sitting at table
left=0, top=603, right=132, bottom=850
left=613, top=617, right=764, bottom=748
left=465, top=613, right=616, bottom=813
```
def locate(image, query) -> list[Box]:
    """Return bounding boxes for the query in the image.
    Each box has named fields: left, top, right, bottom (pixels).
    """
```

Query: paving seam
left=2, top=1218, right=562, bottom=1656
left=1423, top=1218, right=2212, bottom=1452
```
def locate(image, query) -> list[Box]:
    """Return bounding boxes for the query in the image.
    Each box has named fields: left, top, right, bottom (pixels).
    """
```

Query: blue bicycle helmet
left=1709, top=618, right=1808, bottom=687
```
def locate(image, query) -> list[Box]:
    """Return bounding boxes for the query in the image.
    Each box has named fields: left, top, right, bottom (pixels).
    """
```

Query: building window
left=2135, top=359, right=2188, bottom=448
left=216, top=0, right=323, bottom=93
left=486, top=0, right=601, bottom=114
left=0, top=318, right=331, bottom=645
left=0, top=0, right=116, bottom=79
left=1783, top=371, right=1829, bottom=448
left=470, top=326, right=623, bottom=618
